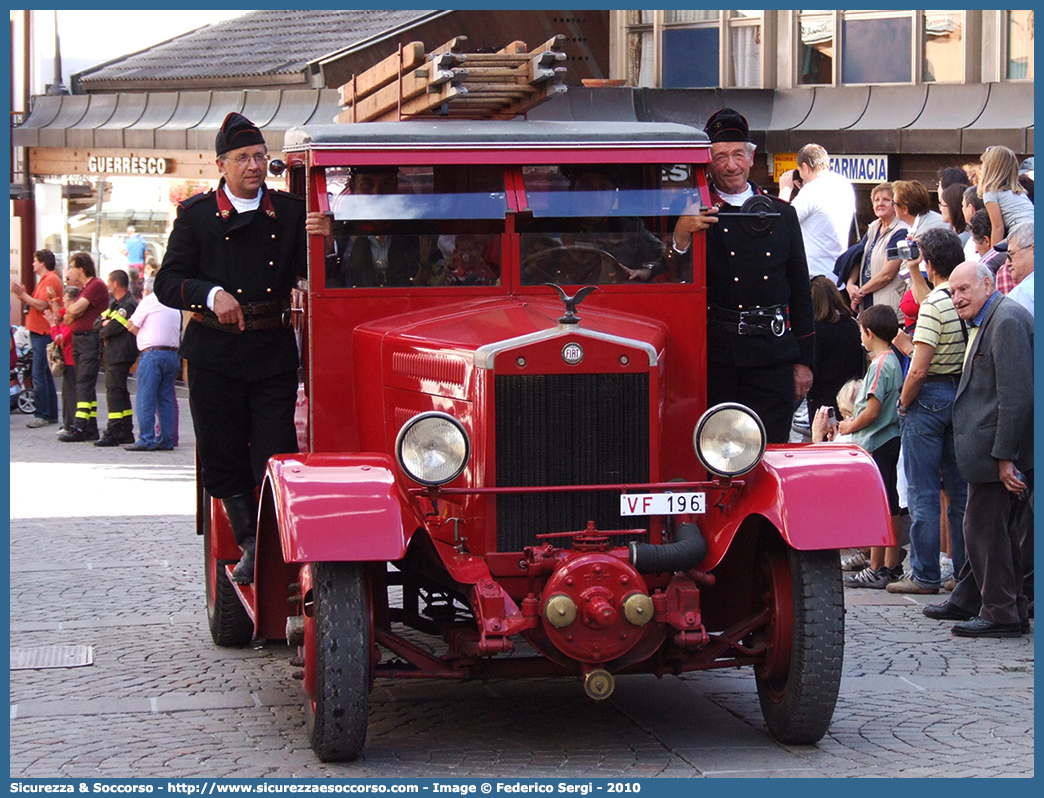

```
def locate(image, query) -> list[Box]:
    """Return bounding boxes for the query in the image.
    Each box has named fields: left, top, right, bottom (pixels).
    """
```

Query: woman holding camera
left=846, top=182, right=909, bottom=324
left=890, top=180, right=949, bottom=305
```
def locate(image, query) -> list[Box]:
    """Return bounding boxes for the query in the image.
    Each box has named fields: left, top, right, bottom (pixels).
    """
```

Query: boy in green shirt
left=838, top=304, right=904, bottom=588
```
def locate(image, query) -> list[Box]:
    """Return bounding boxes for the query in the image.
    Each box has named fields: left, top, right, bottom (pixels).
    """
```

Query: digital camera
left=886, top=238, right=919, bottom=261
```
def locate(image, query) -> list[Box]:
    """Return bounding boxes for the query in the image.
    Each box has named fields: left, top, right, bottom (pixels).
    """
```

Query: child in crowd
left=836, top=304, right=905, bottom=588
left=978, top=145, right=1034, bottom=243
left=43, top=285, right=79, bottom=434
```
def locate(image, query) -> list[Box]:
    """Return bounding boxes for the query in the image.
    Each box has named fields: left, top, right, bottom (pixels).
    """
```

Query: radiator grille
left=495, top=372, right=650, bottom=551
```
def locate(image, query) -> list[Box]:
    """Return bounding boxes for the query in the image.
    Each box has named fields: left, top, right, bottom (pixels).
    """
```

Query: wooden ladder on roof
left=335, top=35, right=568, bottom=123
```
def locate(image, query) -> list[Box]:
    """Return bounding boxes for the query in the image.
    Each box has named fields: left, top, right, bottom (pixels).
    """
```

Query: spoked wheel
left=305, top=561, right=372, bottom=763
left=204, top=520, right=253, bottom=647
left=17, top=389, right=35, bottom=415
left=754, top=547, right=843, bottom=744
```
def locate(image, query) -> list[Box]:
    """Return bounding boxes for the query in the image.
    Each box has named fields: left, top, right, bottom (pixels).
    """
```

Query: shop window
left=1007, top=10, right=1034, bottom=80
left=662, top=28, right=719, bottom=88
left=841, top=15, right=912, bottom=84
left=624, top=10, right=763, bottom=89
left=923, top=12, right=963, bottom=82
left=728, top=11, right=763, bottom=88
left=798, top=11, right=834, bottom=86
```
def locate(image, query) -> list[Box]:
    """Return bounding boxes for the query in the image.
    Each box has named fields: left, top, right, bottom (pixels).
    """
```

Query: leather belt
left=140, top=346, right=179, bottom=353
left=191, top=300, right=291, bottom=335
left=708, top=304, right=790, bottom=337
left=923, top=373, right=960, bottom=384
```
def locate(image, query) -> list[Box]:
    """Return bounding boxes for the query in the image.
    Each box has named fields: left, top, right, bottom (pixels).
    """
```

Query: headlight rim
left=394, top=411, right=471, bottom=487
left=693, top=402, right=767, bottom=478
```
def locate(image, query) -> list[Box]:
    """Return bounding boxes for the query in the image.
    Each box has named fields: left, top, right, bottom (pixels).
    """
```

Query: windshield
left=518, top=164, right=696, bottom=286
left=321, top=165, right=506, bottom=289
left=315, top=163, right=699, bottom=289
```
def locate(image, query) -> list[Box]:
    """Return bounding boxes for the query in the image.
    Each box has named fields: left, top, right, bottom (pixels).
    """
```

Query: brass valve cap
left=544, top=593, right=578, bottom=628
left=584, top=669, right=615, bottom=700
left=621, top=592, right=655, bottom=626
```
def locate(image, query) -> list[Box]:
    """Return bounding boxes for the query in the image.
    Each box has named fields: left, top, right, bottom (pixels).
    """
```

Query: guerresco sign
left=87, top=155, right=171, bottom=175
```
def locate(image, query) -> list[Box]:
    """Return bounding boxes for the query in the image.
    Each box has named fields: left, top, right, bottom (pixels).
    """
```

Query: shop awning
left=960, top=82, right=1034, bottom=156
left=14, top=88, right=341, bottom=154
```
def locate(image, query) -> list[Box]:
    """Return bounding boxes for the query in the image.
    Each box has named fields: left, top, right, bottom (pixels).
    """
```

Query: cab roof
left=283, top=120, right=709, bottom=152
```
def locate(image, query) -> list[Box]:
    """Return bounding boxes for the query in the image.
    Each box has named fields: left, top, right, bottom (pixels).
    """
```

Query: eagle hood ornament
left=545, top=283, right=598, bottom=325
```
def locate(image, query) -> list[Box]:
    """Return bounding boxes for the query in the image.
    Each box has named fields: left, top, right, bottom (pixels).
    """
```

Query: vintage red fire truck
left=201, top=120, right=893, bottom=762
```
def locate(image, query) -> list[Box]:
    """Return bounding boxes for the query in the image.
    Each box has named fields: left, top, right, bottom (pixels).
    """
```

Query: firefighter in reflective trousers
left=95, top=269, right=139, bottom=447
left=667, top=108, right=815, bottom=443
left=154, top=112, right=307, bottom=583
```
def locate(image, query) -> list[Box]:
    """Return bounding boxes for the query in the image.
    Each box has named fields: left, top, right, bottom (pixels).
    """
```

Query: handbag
left=47, top=338, right=65, bottom=378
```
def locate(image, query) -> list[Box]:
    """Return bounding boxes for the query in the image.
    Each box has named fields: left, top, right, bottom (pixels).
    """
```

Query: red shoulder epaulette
left=178, top=190, right=213, bottom=210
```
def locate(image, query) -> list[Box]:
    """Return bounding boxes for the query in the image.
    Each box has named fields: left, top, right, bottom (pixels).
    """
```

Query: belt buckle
left=770, top=307, right=786, bottom=337
left=281, top=308, right=292, bottom=329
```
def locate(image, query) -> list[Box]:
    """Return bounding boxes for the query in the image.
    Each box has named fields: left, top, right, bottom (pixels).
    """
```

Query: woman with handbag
left=846, top=183, right=909, bottom=324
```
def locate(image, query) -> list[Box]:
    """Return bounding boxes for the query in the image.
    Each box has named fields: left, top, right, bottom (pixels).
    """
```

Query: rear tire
left=306, top=562, right=372, bottom=762
left=755, top=548, right=843, bottom=744
left=17, top=389, right=35, bottom=415
left=204, top=521, right=253, bottom=647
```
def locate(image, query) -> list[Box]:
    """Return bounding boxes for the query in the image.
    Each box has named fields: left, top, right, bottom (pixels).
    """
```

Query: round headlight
left=693, top=403, right=766, bottom=478
left=395, top=412, right=470, bottom=486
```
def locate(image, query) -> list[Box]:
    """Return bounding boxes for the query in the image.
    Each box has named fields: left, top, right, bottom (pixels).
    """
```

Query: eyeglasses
left=225, top=153, right=269, bottom=167
left=1006, top=244, right=1033, bottom=261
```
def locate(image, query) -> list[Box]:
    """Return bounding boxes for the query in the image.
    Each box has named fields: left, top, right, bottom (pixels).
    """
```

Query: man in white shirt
left=1004, top=221, right=1034, bottom=317
left=779, top=143, right=856, bottom=284
left=123, top=276, right=183, bottom=451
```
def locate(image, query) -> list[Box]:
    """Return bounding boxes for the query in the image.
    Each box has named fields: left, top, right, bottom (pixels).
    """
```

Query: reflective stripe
left=108, top=313, right=131, bottom=329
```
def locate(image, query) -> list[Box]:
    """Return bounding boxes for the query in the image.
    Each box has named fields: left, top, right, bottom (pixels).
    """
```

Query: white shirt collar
left=222, top=183, right=261, bottom=214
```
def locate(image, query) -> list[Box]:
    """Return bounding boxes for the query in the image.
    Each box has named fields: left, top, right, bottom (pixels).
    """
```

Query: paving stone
left=8, top=393, right=1035, bottom=778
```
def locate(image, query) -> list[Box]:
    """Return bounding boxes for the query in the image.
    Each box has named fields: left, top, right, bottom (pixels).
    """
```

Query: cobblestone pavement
left=8, top=384, right=1035, bottom=778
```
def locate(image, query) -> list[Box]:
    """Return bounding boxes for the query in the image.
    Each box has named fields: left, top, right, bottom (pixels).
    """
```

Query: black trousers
left=187, top=362, right=299, bottom=499
left=103, top=358, right=133, bottom=430
left=950, top=469, right=1034, bottom=622
left=72, top=331, right=101, bottom=432
left=708, top=360, right=796, bottom=444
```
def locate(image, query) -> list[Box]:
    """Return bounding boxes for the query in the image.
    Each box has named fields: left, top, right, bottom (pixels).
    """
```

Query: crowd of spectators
left=803, top=142, right=1034, bottom=638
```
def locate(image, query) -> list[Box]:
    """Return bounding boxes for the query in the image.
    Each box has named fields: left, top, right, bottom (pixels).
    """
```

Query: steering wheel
left=521, top=243, right=627, bottom=285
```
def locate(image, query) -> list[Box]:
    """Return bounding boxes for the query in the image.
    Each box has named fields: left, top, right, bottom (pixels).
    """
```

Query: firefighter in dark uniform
left=154, top=112, right=306, bottom=583
left=657, top=108, right=815, bottom=443
left=95, top=269, right=139, bottom=446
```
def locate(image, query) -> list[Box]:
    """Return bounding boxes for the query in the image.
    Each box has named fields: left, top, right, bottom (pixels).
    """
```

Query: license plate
left=620, top=492, right=706, bottom=516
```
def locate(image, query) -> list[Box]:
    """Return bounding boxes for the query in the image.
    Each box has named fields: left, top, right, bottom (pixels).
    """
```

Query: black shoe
left=951, top=616, right=1024, bottom=638
left=230, top=546, right=255, bottom=584
left=923, top=600, right=975, bottom=621
left=58, top=428, right=86, bottom=443
left=82, top=427, right=100, bottom=442
left=116, top=430, right=136, bottom=444
left=122, top=441, right=155, bottom=452
left=93, top=433, right=121, bottom=447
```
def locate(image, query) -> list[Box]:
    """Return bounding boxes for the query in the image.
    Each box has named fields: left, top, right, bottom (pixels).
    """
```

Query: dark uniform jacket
left=703, top=181, right=815, bottom=369
left=155, top=181, right=306, bottom=382
left=98, top=292, right=139, bottom=365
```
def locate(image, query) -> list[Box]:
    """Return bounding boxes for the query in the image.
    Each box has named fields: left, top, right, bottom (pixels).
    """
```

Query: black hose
left=629, top=522, right=707, bottom=574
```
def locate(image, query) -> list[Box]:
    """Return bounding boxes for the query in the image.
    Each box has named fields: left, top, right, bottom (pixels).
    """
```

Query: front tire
left=305, top=562, right=372, bottom=762
left=17, top=389, right=35, bottom=414
left=204, top=521, right=253, bottom=647
left=754, top=548, right=843, bottom=744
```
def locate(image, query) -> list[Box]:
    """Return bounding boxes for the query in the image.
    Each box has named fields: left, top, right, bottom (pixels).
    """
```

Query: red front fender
left=262, top=453, right=424, bottom=564
left=702, top=444, right=895, bottom=569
